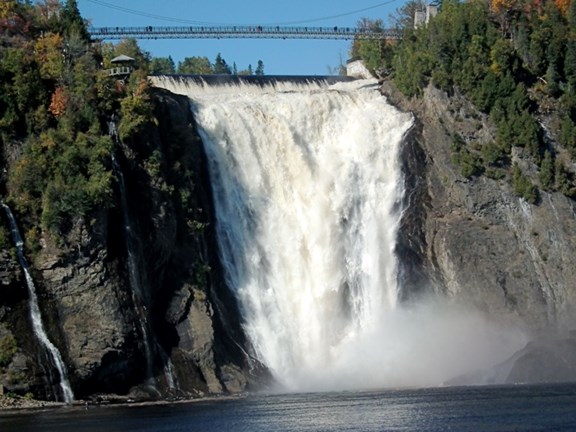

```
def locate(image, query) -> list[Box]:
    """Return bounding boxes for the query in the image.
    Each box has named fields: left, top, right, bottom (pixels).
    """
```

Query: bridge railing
left=89, top=26, right=401, bottom=40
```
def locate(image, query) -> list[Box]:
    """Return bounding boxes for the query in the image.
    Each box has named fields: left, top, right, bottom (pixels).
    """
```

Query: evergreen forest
left=353, top=0, right=576, bottom=201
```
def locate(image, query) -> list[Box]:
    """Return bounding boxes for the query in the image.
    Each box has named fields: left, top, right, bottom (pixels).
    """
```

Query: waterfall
left=1, top=203, right=74, bottom=402
left=153, top=77, right=415, bottom=390
left=110, top=151, right=176, bottom=392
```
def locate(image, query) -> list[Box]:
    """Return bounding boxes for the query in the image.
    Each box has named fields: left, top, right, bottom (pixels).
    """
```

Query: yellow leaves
left=0, top=0, right=28, bottom=36
left=14, top=156, right=29, bottom=176
left=134, top=78, right=150, bottom=98
left=0, top=0, right=18, bottom=20
left=40, top=132, right=56, bottom=150
left=34, top=33, right=64, bottom=80
left=491, top=0, right=518, bottom=14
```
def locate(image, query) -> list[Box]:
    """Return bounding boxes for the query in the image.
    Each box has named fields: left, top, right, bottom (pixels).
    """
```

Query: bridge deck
left=89, top=26, right=400, bottom=41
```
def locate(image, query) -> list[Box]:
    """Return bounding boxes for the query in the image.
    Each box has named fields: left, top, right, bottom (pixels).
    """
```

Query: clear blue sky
left=76, top=0, right=407, bottom=75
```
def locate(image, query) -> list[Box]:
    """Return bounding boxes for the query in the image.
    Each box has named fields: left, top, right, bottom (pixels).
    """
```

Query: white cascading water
left=153, top=77, right=412, bottom=389
left=152, top=76, right=525, bottom=391
left=1, top=203, right=74, bottom=402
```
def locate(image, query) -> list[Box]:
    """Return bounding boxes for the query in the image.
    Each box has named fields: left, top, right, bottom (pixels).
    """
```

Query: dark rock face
left=35, top=212, right=141, bottom=398
left=122, top=89, right=257, bottom=396
left=3, top=79, right=576, bottom=398
left=0, top=89, right=258, bottom=400
left=0, top=249, right=36, bottom=395
left=506, top=333, right=576, bottom=384
left=448, top=331, right=576, bottom=385
left=386, top=81, right=576, bottom=333
left=386, top=81, right=576, bottom=386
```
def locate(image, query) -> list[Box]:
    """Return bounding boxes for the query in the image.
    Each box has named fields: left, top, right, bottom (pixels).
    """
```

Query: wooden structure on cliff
left=108, top=54, right=135, bottom=77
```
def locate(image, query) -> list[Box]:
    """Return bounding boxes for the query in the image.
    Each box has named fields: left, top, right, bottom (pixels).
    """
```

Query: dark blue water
left=2, top=383, right=576, bottom=431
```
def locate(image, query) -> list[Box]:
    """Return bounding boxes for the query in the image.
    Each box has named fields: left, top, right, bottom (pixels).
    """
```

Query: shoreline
left=0, top=393, right=247, bottom=415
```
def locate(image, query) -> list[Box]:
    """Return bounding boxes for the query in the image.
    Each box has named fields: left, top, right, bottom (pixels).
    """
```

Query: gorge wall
left=387, top=81, right=576, bottom=383
left=1, top=77, right=576, bottom=400
left=0, top=88, right=260, bottom=401
left=387, top=81, right=576, bottom=330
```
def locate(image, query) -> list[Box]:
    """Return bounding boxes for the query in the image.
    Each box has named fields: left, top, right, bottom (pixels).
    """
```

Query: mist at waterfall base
left=154, top=77, right=525, bottom=392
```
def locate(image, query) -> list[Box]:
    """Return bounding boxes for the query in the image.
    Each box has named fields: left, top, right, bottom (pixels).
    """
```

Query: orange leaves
left=49, top=87, right=69, bottom=118
left=134, top=77, right=150, bottom=98
left=490, top=0, right=522, bottom=34
left=491, top=0, right=518, bottom=14
left=40, top=132, right=56, bottom=150
left=555, top=0, right=571, bottom=15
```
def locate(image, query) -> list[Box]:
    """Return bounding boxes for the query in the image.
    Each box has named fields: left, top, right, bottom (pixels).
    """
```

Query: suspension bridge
left=88, top=25, right=401, bottom=41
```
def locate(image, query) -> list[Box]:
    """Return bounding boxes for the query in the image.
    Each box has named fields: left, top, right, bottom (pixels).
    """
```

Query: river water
left=2, top=383, right=576, bottom=431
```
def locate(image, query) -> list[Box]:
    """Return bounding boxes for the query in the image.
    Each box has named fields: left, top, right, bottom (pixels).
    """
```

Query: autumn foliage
left=1, top=1, right=124, bottom=236
left=34, top=33, right=64, bottom=80
left=49, top=87, right=68, bottom=117
left=490, top=0, right=519, bottom=13
left=555, top=0, right=571, bottom=15
left=0, top=0, right=30, bottom=36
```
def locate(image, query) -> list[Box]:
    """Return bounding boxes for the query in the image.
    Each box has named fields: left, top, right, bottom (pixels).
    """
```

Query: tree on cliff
left=214, top=53, right=232, bottom=74
left=350, top=18, right=394, bottom=73
left=0, top=0, right=32, bottom=36
left=59, top=0, right=90, bottom=41
left=255, top=60, right=265, bottom=76
left=1, top=1, right=155, bottom=239
left=378, top=0, right=576, bottom=200
left=177, top=56, right=213, bottom=74
left=150, top=56, right=176, bottom=75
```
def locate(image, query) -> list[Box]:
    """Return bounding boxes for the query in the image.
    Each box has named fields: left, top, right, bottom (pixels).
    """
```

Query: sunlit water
left=2, top=384, right=576, bottom=431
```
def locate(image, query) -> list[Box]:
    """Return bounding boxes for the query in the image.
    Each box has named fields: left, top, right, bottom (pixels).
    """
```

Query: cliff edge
left=387, top=80, right=576, bottom=383
left=0, top=89, right=261, bottom=400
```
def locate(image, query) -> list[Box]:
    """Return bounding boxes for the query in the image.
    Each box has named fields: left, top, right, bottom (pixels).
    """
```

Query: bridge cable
left=85, top=0, right=399, bottom=26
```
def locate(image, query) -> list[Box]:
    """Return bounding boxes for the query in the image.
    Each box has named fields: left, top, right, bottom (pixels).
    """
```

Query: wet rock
left=506, top=332, right=576, bottom=384
left=0, top=89, right=257, bottom=400
left=448, top=331, right=576, bottom=385
left=384, top=81, right=576, bottom=332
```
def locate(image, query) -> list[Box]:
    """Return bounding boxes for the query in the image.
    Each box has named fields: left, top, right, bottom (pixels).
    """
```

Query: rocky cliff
left=386, top=80, right=576, bottom=381
left=0, top=89, right=260, bottom=401
left=2, top=79, right=576, bottom=400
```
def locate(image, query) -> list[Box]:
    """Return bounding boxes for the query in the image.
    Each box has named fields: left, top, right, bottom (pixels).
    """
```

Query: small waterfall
left=110, top=141, right=176, bottom=391
left=1, top=203, right=74, bottom=402
left=163, top=356, right=177, bottom=390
